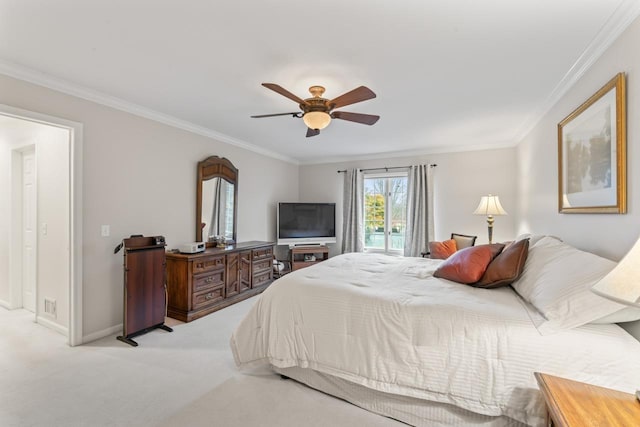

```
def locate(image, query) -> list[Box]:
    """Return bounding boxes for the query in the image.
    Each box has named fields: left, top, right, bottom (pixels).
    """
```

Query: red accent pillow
left=434, top=244, right=504, bottom=284
left=473, top=239, right=529, bottom=288
left=429, top=239, right=457, bottom=259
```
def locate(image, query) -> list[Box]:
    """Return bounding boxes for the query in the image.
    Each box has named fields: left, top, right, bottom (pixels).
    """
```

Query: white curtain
left=341, top=168, right=364, bottom=253
left=404, top=164, right=434, bottom=257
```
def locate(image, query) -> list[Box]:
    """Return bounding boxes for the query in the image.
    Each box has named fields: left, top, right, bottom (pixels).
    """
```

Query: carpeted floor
left=0, top=296, right=404, bottom=427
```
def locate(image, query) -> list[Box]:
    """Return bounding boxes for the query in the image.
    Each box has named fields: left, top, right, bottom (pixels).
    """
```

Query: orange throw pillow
left=474, top=239, right=529, bottom=288
left=434, top=244, right=504, bottom=284
left=429, top=239, right=457, bottom=259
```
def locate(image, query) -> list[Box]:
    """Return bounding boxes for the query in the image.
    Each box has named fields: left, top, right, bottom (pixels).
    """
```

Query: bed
left=230, top=236, right=640, bottom=426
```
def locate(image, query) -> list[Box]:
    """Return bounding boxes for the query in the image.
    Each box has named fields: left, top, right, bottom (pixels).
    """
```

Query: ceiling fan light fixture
left=303, top=111, right=331, bottom=130
left=253, top=83, right=379, bottom=137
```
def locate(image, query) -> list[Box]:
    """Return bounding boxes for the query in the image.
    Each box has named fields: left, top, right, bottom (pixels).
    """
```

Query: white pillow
left=592, top=306, right=640, bottom=324
left=512, top=236, right=633, bottom=334
left=515, top=233, right=562, bottom=247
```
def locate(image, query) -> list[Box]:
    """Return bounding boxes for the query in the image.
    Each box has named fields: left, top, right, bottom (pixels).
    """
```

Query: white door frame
left=1, top=104, right=83, bottom=346
left=21, top=146, right=37, bottom=313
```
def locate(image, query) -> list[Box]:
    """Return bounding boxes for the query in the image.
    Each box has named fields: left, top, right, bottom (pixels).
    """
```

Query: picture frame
left=558, top=72, right=626, bottom=214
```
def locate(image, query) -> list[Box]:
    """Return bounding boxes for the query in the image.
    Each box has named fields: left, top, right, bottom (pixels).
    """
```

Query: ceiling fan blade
left=328, top=86, right=376, bottom=109
left=262, top=83, right=308, bottom=105
left=251, top=112, right=301, bottom=118
left=331, top=111, right=380, bottom=125
left=306, top=128, right=320, bottom=138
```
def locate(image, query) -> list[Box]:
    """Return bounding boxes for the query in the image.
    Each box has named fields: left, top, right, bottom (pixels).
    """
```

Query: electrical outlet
left=42, top=223, right=48, bottom=236
left=101, top=225, right=110, bottom=237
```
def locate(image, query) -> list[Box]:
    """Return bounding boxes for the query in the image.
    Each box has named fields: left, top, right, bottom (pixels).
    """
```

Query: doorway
left=0, top=105, right=83, bottom=346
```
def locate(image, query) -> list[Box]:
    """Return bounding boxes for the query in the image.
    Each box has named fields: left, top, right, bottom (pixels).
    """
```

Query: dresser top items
left=167, top=241, right=274, bottom=259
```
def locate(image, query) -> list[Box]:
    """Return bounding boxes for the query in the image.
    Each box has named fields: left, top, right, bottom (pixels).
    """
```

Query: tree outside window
left=364, top=175, right=407, bottom=253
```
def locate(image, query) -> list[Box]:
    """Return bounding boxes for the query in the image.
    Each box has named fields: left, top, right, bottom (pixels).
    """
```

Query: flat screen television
left=277, top=202, right=336, bottom=246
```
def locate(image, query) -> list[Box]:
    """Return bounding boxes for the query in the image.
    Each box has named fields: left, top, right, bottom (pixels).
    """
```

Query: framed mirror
left=196, top=156, right=238, bottom=245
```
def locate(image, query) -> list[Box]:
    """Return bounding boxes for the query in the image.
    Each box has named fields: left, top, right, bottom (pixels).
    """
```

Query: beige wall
left=515, top=15, right=640, bottom=261
left=0, top=74, right=299, bottom=339
left=298, top=147, right=517, bottom=257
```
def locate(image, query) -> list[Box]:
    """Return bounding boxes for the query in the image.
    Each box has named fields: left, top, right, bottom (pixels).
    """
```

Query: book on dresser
left=165, top=241, right=274, bottom=322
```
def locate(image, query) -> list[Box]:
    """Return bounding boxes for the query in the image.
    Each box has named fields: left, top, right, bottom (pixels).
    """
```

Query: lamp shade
left=592, top=237, right=640, bottom=308
left=473, top=194, right=508, bottom=216
left=302, top=111, right=331, bottom=130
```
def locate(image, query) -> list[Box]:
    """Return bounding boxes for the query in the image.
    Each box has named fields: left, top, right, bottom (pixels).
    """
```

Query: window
left=223, top=182, right=235, bottom=238
left=363, top=173, right=408, bottom=254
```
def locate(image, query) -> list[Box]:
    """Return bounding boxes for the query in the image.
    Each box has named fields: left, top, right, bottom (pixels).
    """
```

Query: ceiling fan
left=251, top=83, right=380, bottom=137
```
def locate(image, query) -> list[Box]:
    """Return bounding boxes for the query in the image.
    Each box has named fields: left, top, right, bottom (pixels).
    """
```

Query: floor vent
left=44, top=298, right=57, bottom=318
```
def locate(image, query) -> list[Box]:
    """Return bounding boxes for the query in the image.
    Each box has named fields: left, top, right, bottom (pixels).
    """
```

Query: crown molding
left=0, top=60, right=299, bottom=165
left=513, top=0, right=640, bottom=142
left=299, top=139, right=518, bottom=166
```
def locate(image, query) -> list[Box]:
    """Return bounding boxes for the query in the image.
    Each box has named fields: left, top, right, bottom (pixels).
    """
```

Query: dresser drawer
left=253, top=258, right=272, bottom=273
left=252, top=247, right=273, bottom=261
left=193, top=285, right=224, bottom=309
left=192, top=255, right=225, bottom=274
left=193, top=269, right=225, bottom=293
left=252, top=270, right=272, bottom=288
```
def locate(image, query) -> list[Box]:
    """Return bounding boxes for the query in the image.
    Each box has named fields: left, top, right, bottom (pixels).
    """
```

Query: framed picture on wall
left=558, top=72, right=626, bottom=214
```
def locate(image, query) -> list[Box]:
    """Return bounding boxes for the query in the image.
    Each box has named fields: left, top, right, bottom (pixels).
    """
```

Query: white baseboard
left=36, top=315, right=69, bottom=337
left=82, top=323, right=123, bottom=344
left=0, top=299, right=11, bottom=309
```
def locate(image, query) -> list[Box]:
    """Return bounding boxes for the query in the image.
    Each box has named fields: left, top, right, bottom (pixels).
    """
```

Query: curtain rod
left=336, top=164, right=437, bottom=173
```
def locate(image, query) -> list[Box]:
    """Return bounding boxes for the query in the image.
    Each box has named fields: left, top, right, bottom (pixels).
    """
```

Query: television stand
left=290, top=246, right=329, bottom=271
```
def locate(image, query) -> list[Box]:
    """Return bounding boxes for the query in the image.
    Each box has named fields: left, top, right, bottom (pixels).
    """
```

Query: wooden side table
left=290, top=245, right=329, bottom=271
left=535, top=372, right=640, bottom=426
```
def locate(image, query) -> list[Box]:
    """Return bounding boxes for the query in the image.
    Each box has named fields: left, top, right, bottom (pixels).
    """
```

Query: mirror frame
left=196, top=156, right=238, bottom=246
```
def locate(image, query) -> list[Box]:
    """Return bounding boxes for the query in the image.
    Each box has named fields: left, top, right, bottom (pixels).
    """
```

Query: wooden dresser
left=166, top=241, right=274, bottom=322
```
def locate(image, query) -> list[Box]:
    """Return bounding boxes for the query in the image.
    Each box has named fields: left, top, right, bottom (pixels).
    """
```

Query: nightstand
left=534, top=372, right=640, bottom=426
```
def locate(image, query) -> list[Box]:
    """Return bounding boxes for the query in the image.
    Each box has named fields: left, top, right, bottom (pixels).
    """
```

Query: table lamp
left=473, top=194, right=507, bottom=244
left=591, top=236, right=640, bottom=401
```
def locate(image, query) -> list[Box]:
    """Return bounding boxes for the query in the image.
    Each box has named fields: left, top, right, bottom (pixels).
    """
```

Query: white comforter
left=231, top=253, right=640, bottom=426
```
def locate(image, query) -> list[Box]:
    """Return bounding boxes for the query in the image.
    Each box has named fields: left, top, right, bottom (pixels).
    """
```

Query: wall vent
left=44, top=298, right=57, bottom=318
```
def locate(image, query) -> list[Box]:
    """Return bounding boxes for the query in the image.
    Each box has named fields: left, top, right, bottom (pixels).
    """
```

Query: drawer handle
left=205, top=277, right=214, bottom=283
left=205, top=292, right=214, bottom=300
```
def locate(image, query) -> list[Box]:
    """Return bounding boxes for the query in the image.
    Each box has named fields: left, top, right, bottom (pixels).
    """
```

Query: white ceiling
left=1, top=0, right=638, bottom=164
